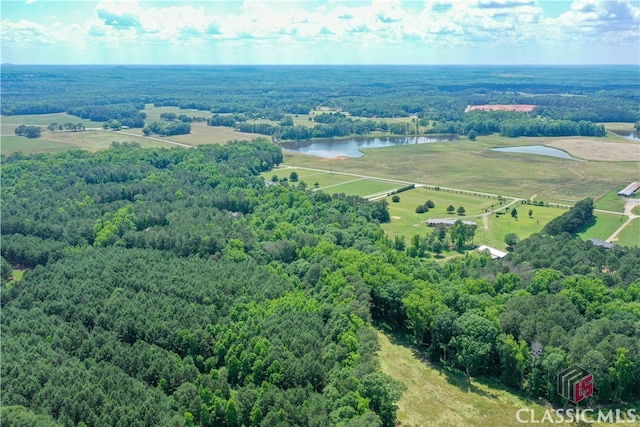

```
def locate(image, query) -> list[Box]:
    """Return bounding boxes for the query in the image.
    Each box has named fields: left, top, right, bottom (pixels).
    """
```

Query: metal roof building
left=618, top=182, right=640, bottom=197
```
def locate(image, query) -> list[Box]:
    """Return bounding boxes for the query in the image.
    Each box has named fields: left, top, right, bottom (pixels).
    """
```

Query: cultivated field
left=547, top=138, right=639, bottom=161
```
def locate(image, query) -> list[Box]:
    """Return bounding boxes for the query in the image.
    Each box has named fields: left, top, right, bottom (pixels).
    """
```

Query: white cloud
left=554, top=0, right=640, bottom=38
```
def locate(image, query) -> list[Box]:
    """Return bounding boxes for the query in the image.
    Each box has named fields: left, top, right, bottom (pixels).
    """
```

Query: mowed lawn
left=481, top=205, right=571, bottom=249
left=377, top=331, right=553, bottom=427
left=381, top=187, right=496, bottom=240
left=613, top=218, right=640, bottom=247
left=327, top=179, right=401, bottom=197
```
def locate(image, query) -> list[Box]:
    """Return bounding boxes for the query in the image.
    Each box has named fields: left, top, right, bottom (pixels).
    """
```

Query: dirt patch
left=465, top=104, right=536, bottom=113
left=547, top=139, right=640, bottom=162
left=392, top=216, right=402, bottom=220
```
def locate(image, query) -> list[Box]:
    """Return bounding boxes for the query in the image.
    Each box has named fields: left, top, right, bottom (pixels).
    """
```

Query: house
left=426, top=219, right=477, bottom=228
left=617, top=182, right=640, bottom=197
left=477, top=245, right=507, bottom=259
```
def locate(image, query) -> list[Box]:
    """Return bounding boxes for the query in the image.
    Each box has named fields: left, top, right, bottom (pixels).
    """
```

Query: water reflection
left=280, top=135, right=459, bottom=158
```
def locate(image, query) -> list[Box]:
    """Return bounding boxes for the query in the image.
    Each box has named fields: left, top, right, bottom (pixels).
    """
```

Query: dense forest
left=2, top=140, right=639, bottom=425
left=2, top=65, right=637, bottom=139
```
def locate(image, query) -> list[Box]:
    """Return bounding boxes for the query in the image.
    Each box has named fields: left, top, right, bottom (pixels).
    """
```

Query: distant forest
left=2, top=65, right=638, bottom=140
left=2, top=141, right=640, bottom=426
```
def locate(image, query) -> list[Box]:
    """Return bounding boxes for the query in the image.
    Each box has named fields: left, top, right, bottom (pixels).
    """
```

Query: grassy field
left=1, top=113, right=99, bottom=129
left=613, top=219, right=639, bottom=247
left=577, top=213, right=628, bottom=242
left=378, top=330, right=640, bottom=427
left=2, top=130, right=176, bottom=154
left=281, top=133, right=639, bottom=206
left=1, top=135, right=80, bottom=154
left=377, top=331, right=553, bottom=427
left=595, top=191, right=629, bottom=212
left=327, top=179, right=401, bottom=197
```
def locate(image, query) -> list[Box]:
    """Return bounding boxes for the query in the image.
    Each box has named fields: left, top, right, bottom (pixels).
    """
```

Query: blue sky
left=1, top=0, right=639, bottom=64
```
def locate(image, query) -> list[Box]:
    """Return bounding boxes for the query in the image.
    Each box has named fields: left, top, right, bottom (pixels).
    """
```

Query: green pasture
left=380, top=187, right=493, bottom=239
left=577, top=212, right=627, bottom=242
left=326, top=179, right=400, bottom=197
left=1, top=113, right=99, bottom=128
left=166, top=123, right=254, bottom=145
left=282, top=133, right=638, bottom=205
left=614, top=219, right=639, bottom=247
left=595, top=190, right=629, bottom=212
left=263, top=169, right=358, bottom=188
left=142, top=104, right=210, bottom=122
left=481, top=205, right=568, bottom=249
left=1, top=135, right=76, bottom=155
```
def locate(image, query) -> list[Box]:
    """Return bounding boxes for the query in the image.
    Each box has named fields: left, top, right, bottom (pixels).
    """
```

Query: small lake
left=611, top=131, right=640, bottom=142
left=491, top=145, right=576, bottom=160
left=280, top=135, right=459, bottom=158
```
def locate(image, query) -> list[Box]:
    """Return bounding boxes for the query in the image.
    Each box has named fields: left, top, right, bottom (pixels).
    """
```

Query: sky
left=1, top=0, right=639, bottom=65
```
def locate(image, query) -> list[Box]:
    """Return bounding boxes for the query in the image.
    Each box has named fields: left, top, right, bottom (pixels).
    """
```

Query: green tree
left=457, top=206, right=466, bottom=216
left=289, top=171, right=299, bottom=182
left=504, top=233, right=520, bottom=249
left=447, top=205, right=455, bottom=214
left=511, top=208, right=518, bottom=219
left=391, top=195, right=400, bottom=203
left=467, top=130, right=477, bottom=140
left=451, top=313, right=498, bottom=377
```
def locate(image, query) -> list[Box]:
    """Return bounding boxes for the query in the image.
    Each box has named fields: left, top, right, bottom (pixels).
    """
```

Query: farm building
left=477, top=245, right=507, bottom=259
left=618, top=182, right=640, bottom=197
left=426, top=219, right=477, bottom=228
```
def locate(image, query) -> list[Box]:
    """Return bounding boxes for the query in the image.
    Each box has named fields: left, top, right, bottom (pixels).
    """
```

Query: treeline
left=66, top=103, right=147, bottom=128
left=143, top=121, right=191, bottom=136
left=543, top=197, right=595, bottom=236
left=2, top=65, right=637, bottom=127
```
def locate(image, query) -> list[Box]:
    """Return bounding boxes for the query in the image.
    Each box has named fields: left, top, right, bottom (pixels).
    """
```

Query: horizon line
left=2, top=63, right=639, bottom=67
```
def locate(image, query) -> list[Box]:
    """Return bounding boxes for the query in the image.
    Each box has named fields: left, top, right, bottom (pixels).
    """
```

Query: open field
left=612, top=218, right=639, bottom=247
left=142, top=104, right=210, bottom=122
left=377, top=331, right=552, bottom=427
left=595, top=191, right=630, bottom=212
left=1, top=135, right=77, bottom=154
left=465, top=104, right=536, bottom=112
left=378, top=330, right=640, bottom=427
left=577, top=212, right=628, bottom=242
left=546, top=138, right=639, bottom=162
left=281, top=133, right=639, bottom=207
left=264, top=168, right=359, bottom=188
left=1, top=113, right=99, bottom=129
left=166, top=123, right=256, bottom=145
left=326, top=179, right=400, bottom=197
left=1, top=130, right=175, bottom=154
left=479, top=204, right=570, bottom=249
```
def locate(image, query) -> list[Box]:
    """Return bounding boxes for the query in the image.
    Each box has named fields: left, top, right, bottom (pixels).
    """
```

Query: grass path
left=377, top=331, right=551, bottom=427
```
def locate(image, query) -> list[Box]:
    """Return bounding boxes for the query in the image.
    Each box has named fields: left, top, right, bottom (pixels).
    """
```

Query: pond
left=280, top=135, right=459, bottom=158
left=491, top=145, right=576, bottom=160
left=610, top=130, right=640, bottom=142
